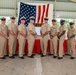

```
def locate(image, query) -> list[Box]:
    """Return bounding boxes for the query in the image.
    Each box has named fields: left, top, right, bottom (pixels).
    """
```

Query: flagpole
left=15, top=0, right=17, bottom=17
left=54, top=0, right=56, bottom=18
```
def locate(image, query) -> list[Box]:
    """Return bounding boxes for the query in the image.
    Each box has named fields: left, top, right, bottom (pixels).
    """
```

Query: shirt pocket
left=72, top=30, right=75, bottom=35
left=32, top=27, right=35, bottom=33
left=22, top=26, right=26, bottom=33
left=52, top=27, right=56, bottom=33
left=11, top=25, right=14, bottom=31
left=2, top=26, right=5, bottom=31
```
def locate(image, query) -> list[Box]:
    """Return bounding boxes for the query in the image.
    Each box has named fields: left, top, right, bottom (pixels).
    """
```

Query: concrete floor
left=0, top=55, right=76, bottom=75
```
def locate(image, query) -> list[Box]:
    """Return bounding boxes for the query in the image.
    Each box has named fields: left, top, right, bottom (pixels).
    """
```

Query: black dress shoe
left=53, top=56, right=57, bottom=58
left=58, top=57, right=63, bottom=59
left=40, top=53, right=43, bottom=55
left=65, top=54, right=71, bottom=56
left=28, top=55, right=34, bottom=58
left=63, top=55, right=65, bottom=57
left=70, top=57, right=75, bottom=59
left=0, top=56, right=6, bottom=59
left=9, top=56, right=15, bottom=59
left=32, top=54, right=35, bottom=56
left=14, top=54, right=18, bottom=56
left=48, top=53, right=53, bottom=56
left=23, top=54, right=27, bottom=56
left=5, top=55, right=8, bottom=57
left=19, top=56, right=24, bottom=59
left=41, top=54, right=46, bottom=57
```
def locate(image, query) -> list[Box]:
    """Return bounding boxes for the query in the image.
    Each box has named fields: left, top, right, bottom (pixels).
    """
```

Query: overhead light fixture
left=70, top=0, right=76, bottom=2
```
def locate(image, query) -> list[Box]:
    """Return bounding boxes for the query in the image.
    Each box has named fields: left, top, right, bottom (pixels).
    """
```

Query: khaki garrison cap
left=44, top=17, right=49, bottom=20
left=1, top=17, right=6, bottom=21
left=20, top=16, right=26, bottom=20
left=30, top=16, right=35, bottom=20
left=10, top=16, right=16, bottom=19
left=69, top=22, right=74, bottom=25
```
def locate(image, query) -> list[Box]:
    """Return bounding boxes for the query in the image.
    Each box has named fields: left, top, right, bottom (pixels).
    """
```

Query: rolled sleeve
left=8, top=24, right=12, bottom=30
left=47, top=25, right=51, bottom=31
left=74, top=29, right=76, bottom=35
left=0, top=25, right=2, bottom=32
left=57, top=26, right=59, bottom=32
left=18, top=25, right=22, bottom=31
left=63, top=25, right=66, bottom=31
left=28, top=24, right=32, bottom=31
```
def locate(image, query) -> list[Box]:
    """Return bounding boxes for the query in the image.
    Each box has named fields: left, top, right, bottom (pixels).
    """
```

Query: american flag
left=18, top=2, right=53, bottom=26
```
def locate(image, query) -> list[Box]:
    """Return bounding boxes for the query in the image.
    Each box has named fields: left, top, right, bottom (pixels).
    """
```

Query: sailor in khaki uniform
left=40, top=17, right=50, bottom=57
left=18, top=16, right=27, bottom=59
left=50, top=19, right=59, bottom=58
left=67, top=22, right=76, bottom=59
left=58, top=19, right=66, bottom=59
left=27, top=16, right=37, bottom=58
left=8, top=17, right=18, bottom=58
left=0, top=17, right=8, bottom=59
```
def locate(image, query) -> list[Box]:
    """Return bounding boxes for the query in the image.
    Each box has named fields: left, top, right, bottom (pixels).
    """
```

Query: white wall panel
left=0, top=0, right=16, bottom=8
left=56, top=2, right=76, bottom=11
left=0, top=9, right=15, bottom=16
left=56, top=11, right=76, bottom=18
left=0, top=0, right=54, bottom=8
left=0, top=0, right=76, bottom=18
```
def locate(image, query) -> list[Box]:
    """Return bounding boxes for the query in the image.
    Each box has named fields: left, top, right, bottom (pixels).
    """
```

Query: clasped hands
left=50, top=35, right=54, bottom=39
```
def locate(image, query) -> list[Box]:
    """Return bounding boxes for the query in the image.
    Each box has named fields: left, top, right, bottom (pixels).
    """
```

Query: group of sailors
left=0, top=16, right=76, bottom=60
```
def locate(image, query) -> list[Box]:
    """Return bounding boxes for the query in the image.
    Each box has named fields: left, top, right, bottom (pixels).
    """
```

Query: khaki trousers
left=28, top=35, right=35, bottom=56
left=50, top=36, right=58, bottom=56
left=4, top=40, right=7, bottom=55
left=66, top=40, right=71, bottom=55
left=41, top=36, right=48, bottom=55
left=0, top=36, right=6, bottom=57
left=59, top=35, right=65, bottom=57
left=9, top=35, right=17, bottom=56
left=69, top=38, right=76, bottom=57
left=18, top=36, right=26, bottom=57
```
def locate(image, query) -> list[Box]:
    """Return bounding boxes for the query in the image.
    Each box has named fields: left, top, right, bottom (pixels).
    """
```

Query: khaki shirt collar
left=52, top=24, right=56, bottom=27
left=1, top=23, right=5, bottom=26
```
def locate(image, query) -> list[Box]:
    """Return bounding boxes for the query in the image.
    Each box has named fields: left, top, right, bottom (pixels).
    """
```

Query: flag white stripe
left=39, top=5, right=43, bottom=23
left=48, top=4, right=53, bottom=26
left=36, top=6, right=38, bottom=23
left=18, top=2, right=20, bottom=21
left=43, top=5, right=47, bottom=23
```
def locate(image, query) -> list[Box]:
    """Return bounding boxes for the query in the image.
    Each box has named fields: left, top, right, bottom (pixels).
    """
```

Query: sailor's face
left=21, top=20, right=26, bottom=24
left=30, top=20, right=34, bottom=24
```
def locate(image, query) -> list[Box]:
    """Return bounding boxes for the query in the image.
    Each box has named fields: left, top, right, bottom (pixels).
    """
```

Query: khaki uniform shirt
left=50, top=25, right=59, bottom=36
left=67, top=28, right=76, bottom=40
left=41, top=23, right=50, bottom=36
left=8, top=23, right=17, bottom=37
left=28, top=23, right=36, bottom=36
left=59, top=25, right=66, bottom=36
left=0, top=24, right=8, bottom=38
left=18, top=24, right=26, bottom=39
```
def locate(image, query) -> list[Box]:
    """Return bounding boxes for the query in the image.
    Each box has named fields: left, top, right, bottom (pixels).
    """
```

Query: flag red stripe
left=46, top=4, right=49, bottom=17
left=37, top=6, right=41, bottom=22
left=41, top=5, right=46, bottom=23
